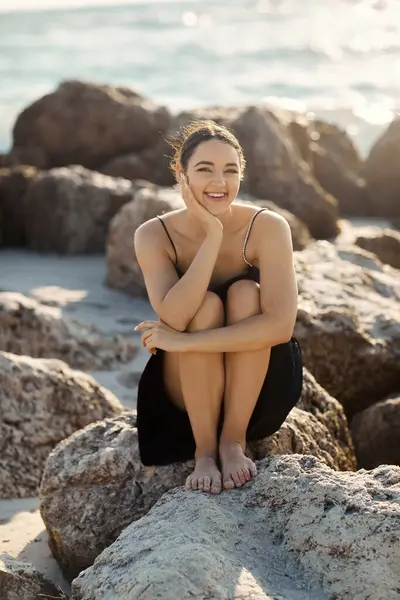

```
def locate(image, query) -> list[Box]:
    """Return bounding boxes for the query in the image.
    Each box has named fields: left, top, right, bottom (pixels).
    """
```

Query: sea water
left=0, top=0, right=399, bottom=155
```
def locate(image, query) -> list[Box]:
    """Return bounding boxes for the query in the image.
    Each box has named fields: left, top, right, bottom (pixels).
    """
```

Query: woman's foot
left=185, top=453, right=222, bottom=494
left=219, top=440, right=257, bottom=490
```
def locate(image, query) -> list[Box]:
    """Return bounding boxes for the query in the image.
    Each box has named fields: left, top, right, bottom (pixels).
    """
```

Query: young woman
left=134, top=120, right=303, bottom=495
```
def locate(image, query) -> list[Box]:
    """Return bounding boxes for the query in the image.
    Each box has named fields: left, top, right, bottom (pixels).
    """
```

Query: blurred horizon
left=1, top=0, right=399, bottom=155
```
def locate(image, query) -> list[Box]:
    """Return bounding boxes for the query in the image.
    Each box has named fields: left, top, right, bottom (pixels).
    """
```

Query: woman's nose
left=211, top=171, right=226, bottom=185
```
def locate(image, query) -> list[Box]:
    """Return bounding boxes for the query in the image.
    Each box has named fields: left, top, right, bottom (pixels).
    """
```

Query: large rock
left=351, top=394, right=400, bottom=469
left=0, top=554, right=67, bottom=600
left=0, top=351, right=123, bottom=498
left=71, top=454, right=400, bottom=600
left=176, top=106, right=339, bottom=240
left=0, top=165, right=38, bottom=246
left=355, top=228, right=400, bottom=269
left=0, top=292, right=137, bottom=371
left=23, top=165, right=135, bottom=253
left=39, top=368, right=355, bottom=581
left=294, top=241, right=400, bottom=417
left=364, top=118, right=400, bottom=217
left=106, top=185, right=184, bottom=296
left=9, top=80, right=172, bottom=170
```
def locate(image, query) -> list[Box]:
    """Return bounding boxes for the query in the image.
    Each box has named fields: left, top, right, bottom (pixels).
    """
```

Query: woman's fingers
left=134, top=321, right=157, bottom=332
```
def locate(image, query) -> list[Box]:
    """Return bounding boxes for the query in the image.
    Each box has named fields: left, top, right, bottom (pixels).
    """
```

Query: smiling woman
left=134, top=119, right=303, bottom=495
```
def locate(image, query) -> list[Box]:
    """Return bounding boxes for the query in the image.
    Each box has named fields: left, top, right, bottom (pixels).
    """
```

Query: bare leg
left=163, top=292, right=225, bottom=494
left=220, top=280, right=271, bottom=490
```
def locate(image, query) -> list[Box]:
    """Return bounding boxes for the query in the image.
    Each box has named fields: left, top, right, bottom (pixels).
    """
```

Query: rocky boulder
left=351, top=394, right=400, bottom=469
left=22, top=165, right=135, bottom=253
left=355, top=228, right=400, bottom=269
left=39, top=368, right=355, bottom=580
left=0, top=554, right=67, bottom=600
left=106, top=185, right=184, bottom=296
left=176, top=106, right=339, bottom=239
left=71, top=454, right=400, bottom=600
left=250, top=198, right=311, bottom=250
left=364, top=117, right=400, bottom=217
left=0, top=292, right=137, bottom=371
left=0, top=351, right=123, bottom=499
left=9, top=80, right=172, bottom=170
left=0, top=165, right=38, bottom=246
left=294, top=241, right=400, bottom=417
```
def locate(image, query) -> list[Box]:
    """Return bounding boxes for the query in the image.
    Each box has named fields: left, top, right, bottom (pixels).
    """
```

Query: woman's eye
left=196, top=168, right=211, bottom=172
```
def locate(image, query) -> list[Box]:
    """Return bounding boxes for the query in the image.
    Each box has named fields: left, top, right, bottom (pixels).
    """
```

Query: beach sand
left=0, top=217, right=394, bottom=592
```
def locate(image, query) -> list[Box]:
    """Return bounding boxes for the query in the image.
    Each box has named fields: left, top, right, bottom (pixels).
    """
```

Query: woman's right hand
left=180, top=174, right=223, bottom=235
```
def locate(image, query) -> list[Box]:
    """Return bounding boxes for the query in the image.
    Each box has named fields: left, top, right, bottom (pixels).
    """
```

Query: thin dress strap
left=157, top=215, right=178, bottom=265
left=242, top=208, right=268, bottom=267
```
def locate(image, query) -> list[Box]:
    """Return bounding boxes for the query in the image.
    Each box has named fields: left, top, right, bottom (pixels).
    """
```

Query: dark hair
left=169, top=119, right=246, bottom=180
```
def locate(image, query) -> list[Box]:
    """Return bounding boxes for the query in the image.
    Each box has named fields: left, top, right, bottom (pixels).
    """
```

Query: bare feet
left=185, top=453, right=222, bottom=494
left=219, top=440, right=257, bottom=490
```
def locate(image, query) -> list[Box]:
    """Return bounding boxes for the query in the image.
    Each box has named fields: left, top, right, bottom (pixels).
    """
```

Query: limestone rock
left=0, top=165, right=38, bottom=246
left=294, top=241, right=400, bottom=416
left=0, top=351, right=123, bottom=498
left=0, top=292, right=137, bottom=371
left=0, top=554, right=67, bottom=600
left=106, top=185, right=184, bottom=296
left=364, top=117, right=400, bottom=217
left=9, top=80, right=171, bottom=170
left=71, top=455, right=400, bottom=600
left=39, top=368, right=355, bottom=580
left=355, top=229, right=400, bottom=269
left=351, top=394, right=400, bottom=469
left=176, top=106, right=339, bottom=239
left=23, top=165, right=135, bottom=253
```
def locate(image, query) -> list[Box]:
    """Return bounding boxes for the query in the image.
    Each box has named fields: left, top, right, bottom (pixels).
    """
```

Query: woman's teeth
left=206, top=193, right=226, bottom=198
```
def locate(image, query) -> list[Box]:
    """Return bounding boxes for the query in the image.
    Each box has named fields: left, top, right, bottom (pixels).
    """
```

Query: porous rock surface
left=0, top=351, right=123, bottom=498
left=355, top=228, right=400, bottom=269
left=0, top=554, right=67, bottom=600
left=71, top=454, right=400, bottom=600
left=39, top=368, right=355, bottom=581
left=23, top=165, right=135, bottom=253
left=106, top=185, right=185, bottom=296
left=0, top=291, right=137, bottom=371
left=9, top=80, right=171, bottom=170
left=294, top=241, right=400, bottom=416
left=351, top=394, right=400, bottom=469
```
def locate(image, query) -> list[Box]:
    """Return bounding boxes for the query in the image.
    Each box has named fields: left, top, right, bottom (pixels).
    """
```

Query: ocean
left=1, top=0, right=399, bottom=156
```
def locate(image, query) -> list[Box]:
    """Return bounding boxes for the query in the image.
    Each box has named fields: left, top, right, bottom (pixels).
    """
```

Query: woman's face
left=183, top=139, right=242, bottom=214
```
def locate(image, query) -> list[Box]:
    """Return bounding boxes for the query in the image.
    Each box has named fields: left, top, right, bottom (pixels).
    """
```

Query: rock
left=294, top=241, right=400, bottom=417
left=0, top=292, right=137, bottom=371
left=106, top=185, right=184, bottom=296
left=9, top=80, right=172, bottom=170
left=176, top=106, right=339, bottom=239
left=0, top=351, right=123, bottom=499
left=364, top=118, right=400, bottom=217
left=39, top=368, right=355, bottom=580
left=71, top=455, right=400, bottom=600
left=22, top=165, right=135, bottom=253
left=0, top=165, right=38, bottom=246
left=351, top=394, right=400, bottom=469
left=355, top=229, right=400, bottom=269
left=99, top=139, right=176, bottom=187
left=249, top=198, right=312, bottom=250
left=0, top=554, right=67, bottom=600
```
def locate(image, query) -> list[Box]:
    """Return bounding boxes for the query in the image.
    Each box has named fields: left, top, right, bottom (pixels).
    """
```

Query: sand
left=0, top=217, right=395, bottom=593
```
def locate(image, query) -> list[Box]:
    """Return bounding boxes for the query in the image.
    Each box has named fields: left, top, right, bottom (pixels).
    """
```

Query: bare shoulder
left=134, top=209, right=184, bottom=249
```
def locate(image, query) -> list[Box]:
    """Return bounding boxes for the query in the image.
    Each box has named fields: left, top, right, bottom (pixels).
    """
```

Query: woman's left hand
left=134, top=321, right=186, bottom=354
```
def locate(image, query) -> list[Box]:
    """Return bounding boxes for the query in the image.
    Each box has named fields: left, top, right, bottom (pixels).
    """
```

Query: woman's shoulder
left=134, top=209, right=185, bottom=243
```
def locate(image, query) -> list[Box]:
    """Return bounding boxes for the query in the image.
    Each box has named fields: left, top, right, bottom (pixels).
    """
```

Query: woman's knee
left=187, top=292, right=224, bottom=332
left=226, top=280, right=261, bottom=324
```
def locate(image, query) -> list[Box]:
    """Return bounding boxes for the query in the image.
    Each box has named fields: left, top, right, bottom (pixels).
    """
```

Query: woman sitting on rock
left=134, top=120, right=302, bottom=495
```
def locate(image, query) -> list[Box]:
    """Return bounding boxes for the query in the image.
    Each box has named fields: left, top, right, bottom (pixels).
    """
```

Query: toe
left=232, top=471, right=243, bottom=487
left=242, top=468, right=251, bottom=482
left=211, top=477, right=222, bottom=494
left=197, top=477, right=204, bottom=491
left=249, top=461, right=257, bottom=477
left=191, top=477, right=198, bottom=491
left=203, top=476, right=211, bottom=493
left=185, top=476, right=193, bottom=491
left=223, top=476, right=235, bottom=490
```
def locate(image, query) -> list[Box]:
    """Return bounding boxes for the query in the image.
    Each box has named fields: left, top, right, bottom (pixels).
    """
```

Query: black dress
left=136, top=208, right=303, bottom=466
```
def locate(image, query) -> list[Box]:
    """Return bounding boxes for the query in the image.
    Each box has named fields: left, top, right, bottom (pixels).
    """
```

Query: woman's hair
left=169, top=119, right=246, bottom=180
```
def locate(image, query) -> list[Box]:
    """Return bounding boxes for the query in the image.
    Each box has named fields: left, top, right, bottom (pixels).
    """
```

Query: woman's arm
left=134, top=219, right=222, bottom=332
left=181, top=212, right=298, bottom=351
